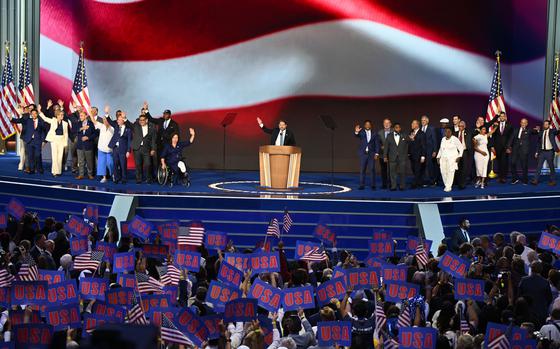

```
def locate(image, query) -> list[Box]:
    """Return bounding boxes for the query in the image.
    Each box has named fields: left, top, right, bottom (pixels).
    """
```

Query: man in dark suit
left=74, top=111, right=96, bottom=179
left=455, top=121, right=473, bottom=189
left=143, top=102, right=180, bottom=177
left=511, top=118, right=535, bottom=184
left=519, top=261, right=553, bottom=327
left=448, top=218, right=471, bottom=253
left=377, top=118, right=393, bottom=189
left=354, top=120, right=380, bottom=190
left=130, top=114, right=157, bottom=184
left=531, top=119, right=559, bottom=186
left=383, top=123, right=408, bottom=191
left=420, top=115, right=439, bottom=186
left=490, top=112, right=514, bottom=183
left=407, top=120, right=426, bottom=189
left=108, top=112, right=132, bottom=184
left=256, top=117, right=296, bottom=146
left=11, top=108, right=46, bottom=174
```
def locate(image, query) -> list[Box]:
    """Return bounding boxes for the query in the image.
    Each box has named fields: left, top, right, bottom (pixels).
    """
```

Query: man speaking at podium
left=257, top=117, right=296, bottom=146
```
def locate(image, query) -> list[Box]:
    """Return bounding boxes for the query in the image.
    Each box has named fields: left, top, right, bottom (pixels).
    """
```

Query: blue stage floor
left=1, top=153, right=559, bottom=201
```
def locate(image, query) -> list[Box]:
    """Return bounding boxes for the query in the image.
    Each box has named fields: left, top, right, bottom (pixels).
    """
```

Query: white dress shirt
left=275, top=130, right=286, bottom=146
left=141, top=125, right=148, bottom=146
left=543, top=129, right=553, bottom=150
left=94, top=121, right=114, bottom=153
left=394, top=133, right=400, bottom=146
left=365, top=129, right=371, bottom=152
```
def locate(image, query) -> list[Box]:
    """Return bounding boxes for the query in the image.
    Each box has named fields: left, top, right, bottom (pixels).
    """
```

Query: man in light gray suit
left=383, top=122, right=409, bottom=191
left=377, top=118, right=393, bottom=189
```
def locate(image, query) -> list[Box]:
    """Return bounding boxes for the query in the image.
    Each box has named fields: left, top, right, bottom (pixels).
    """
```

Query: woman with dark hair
left=437, top=127, right=464, bottom=192
left=160, top=129, right=195, bottom=185
left=103, top=216, right=120, bottom=243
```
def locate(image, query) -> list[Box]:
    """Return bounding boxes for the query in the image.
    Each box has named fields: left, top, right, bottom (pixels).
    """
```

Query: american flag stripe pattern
left=283, top=210, right=293, bottom=233
left=0, top=54, right=18, bottom=139
left=383, top=335, right=399, bottom=349
left=157, top=265, right=181, bottom=286
left=549, top=55, right=560, bottom=146
left=487, top=333, right=509, bottom=349
left=71, top=46, right=91, bottom=116
left=266, top=218, right=280, bottom=238
left=485, top=55, right=506, bottom=123
left=0, top=269, right=14, bottom=287
left=301, top=246, right=328, bottom=262
left=415, top=243, right=429, bottom=268
left=397, top=304, right=411, bottom=328
left=18, top=46, right=34, bottom=106
left=177, top=225, right=205, bottom=247
left=127, top=294, right=148, bottom=325
left=161, top=314, right=193, bottom=346
left=460, top=319, right=469, bottom=334
left=374, top=301, right=386, bottom=333
left=136, top=272, right=164, bottom=294
left=17, top=255, right=38, bottom=282
left=73, top=250, right=104, bottom=271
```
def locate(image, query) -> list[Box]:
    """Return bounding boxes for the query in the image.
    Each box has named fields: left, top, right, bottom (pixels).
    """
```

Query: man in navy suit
left=108, top=112, right=132, bottom=184
left=531, top=119, right=559, bottom=186
left=354, top=120, right=380, bottom=190
left=420, top=116, right=439, bottom=186
left=75, top=111, right=96, bottom=179
left=11, top=108, right=46, bottom=174
left=407, top=120, right=426, bottom=189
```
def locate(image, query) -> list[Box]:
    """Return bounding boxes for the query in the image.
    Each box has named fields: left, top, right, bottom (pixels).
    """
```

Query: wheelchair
left=157, top=162, right=191, bottom=188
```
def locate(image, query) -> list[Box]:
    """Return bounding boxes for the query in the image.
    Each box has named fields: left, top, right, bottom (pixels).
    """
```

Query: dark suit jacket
left=407, top=130, right=426, bottom=160
left=492, top=122, right=514, bottom=150
left=421, top=125, right=439, bottom=154
left=456, top=130, right=473, bottom=154
left=449, top=227, right=470, bottom=253
left=75, top=120, right=96, bottom=150
left=108, top=119, right=133, bottom=154
left=260, top=125, right=296, bottom=146
left=11, top=115, right=46, bottom=144
left=383, top=132, right=408, bottom=162
left=511, top=127, right=536, bottom=154
left=535, top=128, right=560, bottom=154
left=145, top=112, right=180, bottom=148
left=377, top=128, right=393, bottom=155
left=64, top=112, right=81, bottom=141
left=130, top=121, right=158, bottom=152
left=519, top=274, right=553, bottom=324
left=355, top=129, right=380, bottom=156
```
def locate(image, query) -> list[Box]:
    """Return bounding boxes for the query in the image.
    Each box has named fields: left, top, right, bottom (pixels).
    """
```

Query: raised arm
left=257, top=117, right=273, bottom=134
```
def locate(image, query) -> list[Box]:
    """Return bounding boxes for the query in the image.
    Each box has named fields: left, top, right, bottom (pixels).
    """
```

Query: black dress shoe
left=122, top=180, right=127, bottom=185
left=381, top=185, right=387, bottom=189
left=358, top=185, right=365, bottom=190
left=370, top=186, right=376, bottom=190
left=390, top=188, right=396, bottom=191
left=136, top=180, right=142, bottom=184
left=147, top=180, right=153, bottom=184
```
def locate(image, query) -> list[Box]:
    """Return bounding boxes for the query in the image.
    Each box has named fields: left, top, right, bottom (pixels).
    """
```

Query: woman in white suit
left=38, top=105, right=68, bottom=177
left=437, top=127, right=464, bottom=192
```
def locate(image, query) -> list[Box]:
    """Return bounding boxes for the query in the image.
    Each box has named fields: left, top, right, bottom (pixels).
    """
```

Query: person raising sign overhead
left=256, top=117, right=296, bottom=146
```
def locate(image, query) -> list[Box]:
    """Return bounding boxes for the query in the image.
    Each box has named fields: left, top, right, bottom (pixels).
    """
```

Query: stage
left=0, top=153, right=559, bottom=201
left=1, top=153, right=560, bottom=259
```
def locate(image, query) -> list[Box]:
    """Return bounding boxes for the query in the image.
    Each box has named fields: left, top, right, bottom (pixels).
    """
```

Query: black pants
left=495, top=146, right=509, bottom=180
left=409, top=157, right=424, bottom=187
left=511, top=150, right=529, bottom=183
left=25, top=141, right=43, bottom=172
left=456, top=152, right=472, bottom=188
left=378, top=157, right=389, bottom=187
left=134, top=146, right=152, bottom=182
left=424, top=153, right=437, bottom=185
left=113, top=149, right=128, bottom=182
left=388, top=159, right=407, bottom=190
left=535, top=150, right=556, bottom=182
left=359, top=152, right=376, bottom=187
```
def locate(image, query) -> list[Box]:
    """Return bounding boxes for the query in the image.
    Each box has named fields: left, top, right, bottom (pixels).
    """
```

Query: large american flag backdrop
left=39, top=0, right=548, bottom=171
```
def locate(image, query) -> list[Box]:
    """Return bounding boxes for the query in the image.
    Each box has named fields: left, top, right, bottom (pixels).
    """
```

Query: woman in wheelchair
left=160, top=128, right=195, bottom=187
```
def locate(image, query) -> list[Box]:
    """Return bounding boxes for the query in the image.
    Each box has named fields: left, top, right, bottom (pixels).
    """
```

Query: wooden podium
left=259, top=145, right=302, bottom=190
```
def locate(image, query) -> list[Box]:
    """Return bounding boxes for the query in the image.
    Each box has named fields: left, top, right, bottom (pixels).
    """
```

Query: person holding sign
left=279, top=308, right=316, bottom=348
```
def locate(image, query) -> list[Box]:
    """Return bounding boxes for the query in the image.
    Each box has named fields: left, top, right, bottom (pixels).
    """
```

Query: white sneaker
left=444, top=187, right=452, bottom=192
left=100, top=177, right=107, bottom=183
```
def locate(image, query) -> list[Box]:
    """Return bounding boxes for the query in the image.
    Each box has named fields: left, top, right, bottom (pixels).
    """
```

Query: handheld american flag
left=0, top=268, right=14, bottom=287
left=136, top=272, right=164, bottom=294
left=161, top=313, right=193, bottom=346
left=71, top=44, right=91, bottom=115
left=415, top=243, right=429, bottom=269
left=397, top=302, right=411, bottom=328
left=301, top=246, right=328, bottom=262
left=266, top=218, right=280, bottom=238
left=127, top=293, right=148, bottom=325
left=17, top=254, right=38, bottom=282
left=18, top=44, right=34, bottom=106
left=485, top=51, right=506, bottom=122
left=487, top=333, right=509, bottom=349
left=374, top=297, right=386, bottom=333
left=0, top=48, right=18, bottom=139
left=157, top=264, right=181, bottom=286
left=74, top=250, right=104, bottom=271
left=177, top=223, right=205, bottom=247
left=283, top=209, right=293, bottom=233
left=549, top=53, right=560, bottom=146
left=383, top=334, right=399, bottom=349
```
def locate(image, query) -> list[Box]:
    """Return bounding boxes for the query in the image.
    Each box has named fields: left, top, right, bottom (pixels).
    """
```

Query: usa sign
left=248, top=278, right=282, bottom=312
left=282, top=286, right=315, bottom=311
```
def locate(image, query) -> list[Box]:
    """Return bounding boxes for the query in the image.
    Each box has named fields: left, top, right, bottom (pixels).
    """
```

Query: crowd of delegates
left=9, top=100, right=195, bottom=185
left=0, top=205, right=559, bottom=348
left=354, top=113, right=559, bottom=192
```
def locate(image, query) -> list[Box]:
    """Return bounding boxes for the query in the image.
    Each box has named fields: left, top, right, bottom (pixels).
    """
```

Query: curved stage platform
left=0, top=154, right=559, bottom=259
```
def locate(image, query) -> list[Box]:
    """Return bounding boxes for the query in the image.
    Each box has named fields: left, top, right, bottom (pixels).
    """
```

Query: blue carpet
left=0, top=152, right=558, bottom=201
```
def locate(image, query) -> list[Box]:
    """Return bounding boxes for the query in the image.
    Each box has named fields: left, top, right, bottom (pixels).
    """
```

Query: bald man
left=511, top=118, right=536, bottom=184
